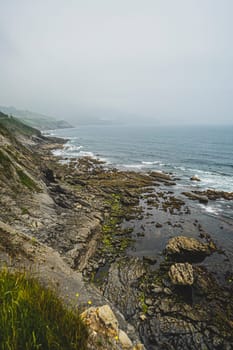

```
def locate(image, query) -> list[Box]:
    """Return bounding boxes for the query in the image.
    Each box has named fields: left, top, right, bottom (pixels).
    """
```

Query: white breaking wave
left=187, top=170, right=233, bottom=192
left=63, top=144, right=83, bottom=152
left=142, top=161, right=161, bottom=165
left=121, top=164, right=144, bottom=169
left=198, top=203, right=222, bottom=216
left=52, top=144, right=110, bottom=164
left=52, top=149, right=64, bottom=157
left=78, top=151, right=95, bottom=157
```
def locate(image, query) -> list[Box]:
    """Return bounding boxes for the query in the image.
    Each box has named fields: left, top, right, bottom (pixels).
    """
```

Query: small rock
left=118, top=329, right=133, bottom=349
left=190, top=175, right=201, bottom=181
left=168, top=263, right=194, bottom=286
left=81, top=304, right=118, bottom=337
left=139, top=313, right=147, bottom=321
left=133, top=344, right=145, bottom=350
left=143, top=256, right=157, bottom=265
left=145, top=298, right=153, bottom=306
left=151, top=286, right=163, bottom=294
left=155, top=222, right=163, bottom=228
left=163, top=287, right=172, bottom=295
left=137, top=232, right=145, bottom=237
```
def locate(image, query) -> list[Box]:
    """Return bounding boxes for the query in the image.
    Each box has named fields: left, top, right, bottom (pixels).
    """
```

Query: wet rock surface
left=168, top=263, right=194, bottom=285
left=164, top=235, right=216, bottom=262
left=182, top=189, right=233, bottom=203
left=101, top=255, right=233, bottom=350
left=1, top=125, right=233, bottom=349
left=182, top=191, right=209, bottom=203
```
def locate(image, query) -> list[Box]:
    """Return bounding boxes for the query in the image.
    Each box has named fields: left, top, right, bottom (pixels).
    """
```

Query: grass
left=0, top=150, right=13, bottom=177
left=0, top=268, right=88, bottom=350
left=16, top=169, right=40, bottom=191
left=0, top=112, right=41, bottom=137
left=139, top=292, right=148, bottom=314
left=101, top=194, right=122, bottom=252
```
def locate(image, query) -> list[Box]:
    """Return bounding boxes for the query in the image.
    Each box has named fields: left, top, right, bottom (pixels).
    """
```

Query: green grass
left=0, top=112, right=41, bottom=137
left=16, top=169, right=40, bottom=191
left=0, top=269, right=88, bottom=350
left=139, top=292, right=148, bottom=314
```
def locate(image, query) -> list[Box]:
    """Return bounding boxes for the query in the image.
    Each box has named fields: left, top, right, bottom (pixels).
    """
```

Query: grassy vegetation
left=0, top=150, right=13, bottom=178
left=101, top=194, right=123, bottom=252
left=139, top=292, right=148, bottom=314
left=16, top=169, right=40, bottom=192
left=0, top=112, right=41, bottom=137
left=0, top=269, right=88, bottom=350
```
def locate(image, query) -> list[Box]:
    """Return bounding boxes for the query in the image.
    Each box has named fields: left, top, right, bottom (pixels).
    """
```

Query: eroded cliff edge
left=1, top=112, right=233, bottom=350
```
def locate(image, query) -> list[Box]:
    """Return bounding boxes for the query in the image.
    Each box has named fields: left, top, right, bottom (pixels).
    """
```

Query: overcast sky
left=1, top=0, right=233, bottom=124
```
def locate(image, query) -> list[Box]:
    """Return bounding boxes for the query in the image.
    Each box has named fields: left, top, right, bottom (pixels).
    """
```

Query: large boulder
left=168, top=263, right=194, bottom=286
left=164, top=235, right=215, bottom=262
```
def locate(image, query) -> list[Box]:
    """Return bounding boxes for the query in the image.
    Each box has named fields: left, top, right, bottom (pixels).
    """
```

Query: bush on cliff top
left=0, top=268, right=88, bottom=350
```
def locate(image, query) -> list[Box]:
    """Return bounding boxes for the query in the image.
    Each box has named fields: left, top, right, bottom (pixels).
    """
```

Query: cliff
left=1, top=112, right=233, bottom=349
left=0, top=112, right=143, bottom=349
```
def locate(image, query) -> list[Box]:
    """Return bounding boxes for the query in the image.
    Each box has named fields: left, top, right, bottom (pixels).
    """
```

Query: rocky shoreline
left=1, top=127, right=233, bottom=349
left=40, top=140, right=233, bottom=349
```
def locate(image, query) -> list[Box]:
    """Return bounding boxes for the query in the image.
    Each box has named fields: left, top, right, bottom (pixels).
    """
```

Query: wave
left=63, top=144, right=83, bottom=152
left=50, top=131, right=233, bottom=192
left=120, top=164, right=145, bottom=170
left=142, top=161, right=161, bottom=165
left=52, top=144, right=110, bottom=164
left=78, top=151, right=95, bottom=157
left=198, top=204, right=222, bottom=216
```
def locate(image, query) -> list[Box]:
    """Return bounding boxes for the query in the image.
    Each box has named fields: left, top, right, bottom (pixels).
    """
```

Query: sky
left=1, top=0, right=233, bottom=125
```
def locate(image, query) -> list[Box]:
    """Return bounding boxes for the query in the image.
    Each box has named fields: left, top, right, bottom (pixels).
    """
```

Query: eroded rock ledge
left=1, top=122, right=233, bottom=350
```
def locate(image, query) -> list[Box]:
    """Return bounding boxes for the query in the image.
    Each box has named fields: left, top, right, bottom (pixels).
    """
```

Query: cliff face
left=0, top=112, right=142, bottom=350
left=2, top=112, right=233, bottom=350
left=0, top=113, right=43, bottom=222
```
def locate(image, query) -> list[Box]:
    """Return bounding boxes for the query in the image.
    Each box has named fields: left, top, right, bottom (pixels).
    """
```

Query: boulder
left=118, top=329, right=133, bottom=349
left=190, top=175, right=201, bottom=182
left=81, top=304, right=118, bottom=337
left=164, top=235, right=215, bottom=262
left=81, top=304, right=142, bottom=349
left=169, top=263, right=194, bottom=286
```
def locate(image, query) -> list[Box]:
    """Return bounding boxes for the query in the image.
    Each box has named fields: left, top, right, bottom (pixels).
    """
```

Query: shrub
left=0, top=269, right=88, bottom=350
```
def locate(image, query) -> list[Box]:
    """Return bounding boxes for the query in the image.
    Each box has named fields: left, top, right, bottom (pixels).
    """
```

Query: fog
left=1, top=0, right=233, bottom=125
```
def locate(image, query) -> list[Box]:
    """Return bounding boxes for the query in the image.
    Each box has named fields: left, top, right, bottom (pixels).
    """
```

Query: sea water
left=49, top=124, right=233, bottom=219
left=46, top=123, right=233, bottom=279
left=50, top=124, right=233, bottom=190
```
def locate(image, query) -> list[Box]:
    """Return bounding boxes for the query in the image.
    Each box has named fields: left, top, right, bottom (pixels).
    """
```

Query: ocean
left=48, top=123, right=233, bottom=277
left=48, top=124, right=233, bottom=219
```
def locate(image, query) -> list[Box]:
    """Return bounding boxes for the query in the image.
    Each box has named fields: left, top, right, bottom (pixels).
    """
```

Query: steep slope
left=0, top=112, right=143, bottom=350
left=0, top=106, right=73, bottom=130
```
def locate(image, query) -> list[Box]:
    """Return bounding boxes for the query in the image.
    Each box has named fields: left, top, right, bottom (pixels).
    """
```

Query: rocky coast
left=1, top=116, right=233, bottom=349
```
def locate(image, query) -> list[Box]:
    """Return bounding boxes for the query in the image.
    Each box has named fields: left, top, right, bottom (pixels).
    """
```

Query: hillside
left=1, top=112, right=233, bottom=349
left=0, top=113, right=142, bottom=350
left=0, top=106, right=73, bottom=130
